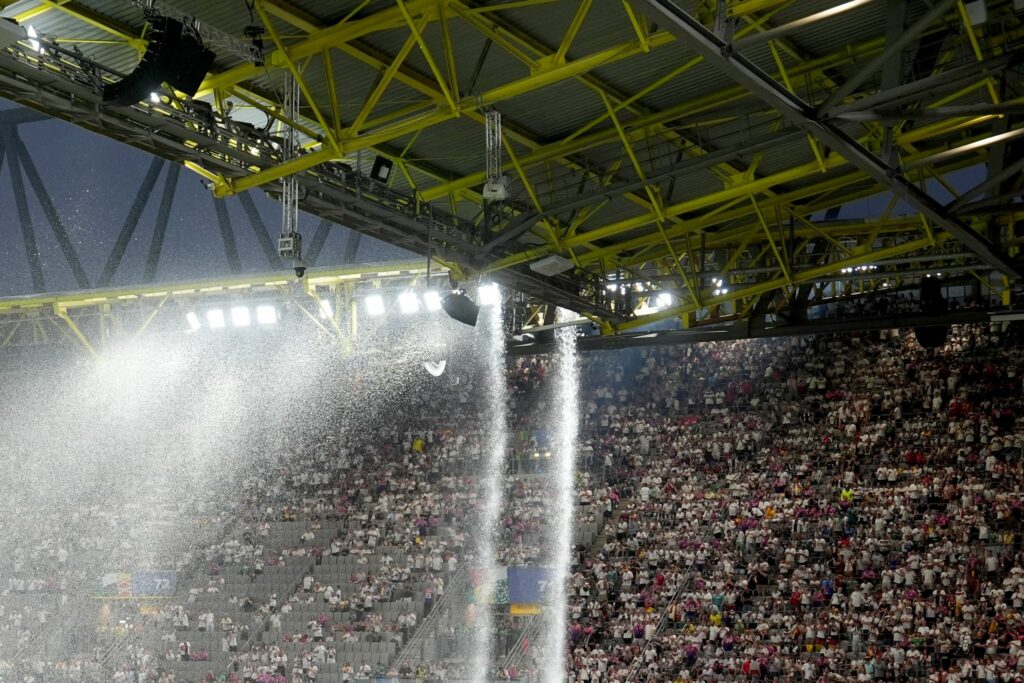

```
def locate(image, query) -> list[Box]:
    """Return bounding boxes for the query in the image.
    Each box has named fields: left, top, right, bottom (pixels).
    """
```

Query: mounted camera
left=278, top=232, right=304, bottom=278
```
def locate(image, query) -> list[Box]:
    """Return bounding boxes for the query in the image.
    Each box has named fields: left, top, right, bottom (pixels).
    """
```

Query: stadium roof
left=0, top=0, right=1022, bottom=334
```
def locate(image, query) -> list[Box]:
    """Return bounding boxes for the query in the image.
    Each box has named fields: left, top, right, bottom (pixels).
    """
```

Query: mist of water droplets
left=542, top=309, right=580, bottom=683
left=467, top=300, right=510, bottom=682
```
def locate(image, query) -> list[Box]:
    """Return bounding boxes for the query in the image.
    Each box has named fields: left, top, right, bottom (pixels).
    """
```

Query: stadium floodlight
left=478, top=283, right=500, bottom=306
left=398, top=291, right=420, bottom=315
left=230, top=306, right=251, bottom=327
left=256, top=305, right=277, bottom=325
left=318, top=300, right=333, bottom=319
left=206, top=309, right=225, bottom=329
left=149, top=92, right=160, bottom=104
left=365, top=294, right=385, bottom=317
left=656, top=292, right=673, bottom=308
left=186, top=312, right=201, bottom=331
left=26, top=25, right=41, bottom=53
left=423, top=290, right=442, bottom=312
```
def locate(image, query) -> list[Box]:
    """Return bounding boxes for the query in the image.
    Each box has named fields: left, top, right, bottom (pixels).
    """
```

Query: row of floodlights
left=183, top=284, right=502, bottom=330
left=187, top=305, right=278, bottom=330
left=365, top=284, right=500, bottom=317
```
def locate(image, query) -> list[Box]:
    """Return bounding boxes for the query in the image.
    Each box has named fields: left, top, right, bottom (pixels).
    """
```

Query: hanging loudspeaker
left=914, top=277, right=949, bottom=349
left=103, top=17, right=214, bottom=105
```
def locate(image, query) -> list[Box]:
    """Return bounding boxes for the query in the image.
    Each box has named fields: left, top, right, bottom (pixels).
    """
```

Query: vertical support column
left=144, top=162, right=181, bottom=282
left=99, top=156, right=164, bottom=286
left=342, top=231, right=362, bottom=264
left=213, top=196, right=243, bottom=274
left=12, top=133, right=91, bottom=289
left=238, top=192, right=285, bottom=268
left=304, top=219, right=333, bottom=266
left=3, top=131, right=46, bottom=292
left=880, top=0, right=907, bottom=166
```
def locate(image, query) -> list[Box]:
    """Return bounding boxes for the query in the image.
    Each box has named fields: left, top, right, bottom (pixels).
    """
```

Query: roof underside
left=0, top=0, right=1022, bottom=332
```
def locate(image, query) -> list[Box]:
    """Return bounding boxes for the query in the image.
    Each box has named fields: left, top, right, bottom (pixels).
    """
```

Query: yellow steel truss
left=3, top=0, right=1021, bottom=336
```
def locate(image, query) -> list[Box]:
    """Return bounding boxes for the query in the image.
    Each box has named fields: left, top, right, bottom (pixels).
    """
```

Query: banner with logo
left=507, top=566, right=553, bottom=605
left=96, top=571, right=176, bottom=598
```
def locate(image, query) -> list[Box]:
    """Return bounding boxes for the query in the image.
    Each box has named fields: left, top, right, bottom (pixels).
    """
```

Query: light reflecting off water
left=542, top=309, right=580, bottom=683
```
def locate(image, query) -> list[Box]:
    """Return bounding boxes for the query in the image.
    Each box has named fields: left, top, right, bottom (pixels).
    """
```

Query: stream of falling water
left=542, top=309, right=580, bottom=683
left=470, top=298, right=509, bottom=682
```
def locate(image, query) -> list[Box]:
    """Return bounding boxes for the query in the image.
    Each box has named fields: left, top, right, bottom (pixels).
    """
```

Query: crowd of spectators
left=558, top=323, right=1024, bottom=682
left=1, top=321, right=1022, bottom=683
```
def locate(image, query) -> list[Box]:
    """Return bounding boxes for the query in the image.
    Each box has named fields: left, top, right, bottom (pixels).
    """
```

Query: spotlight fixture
left=103, top=17, right=215, bottom=105
left=230, top=306, right=251, bottom=327
left=398, top=291, right=420, bottom=315
left=256, top=305, right=277, bottom=325
left=365, top=294, right=385, bottom=317
left=423, top=290, right=442, bottom=312
left=25, top=24, right=41, bottom=53
left=478, top=283, right=501, bottom=307
left=656, top=292, right=674, bottom=308
left=206, top=309, right=225, bottom=329
left=149, top=92, right=160, bottom=104
left=441, top=291, right=479, bottom=327
left=369, top=156, right=394, bottom=184
left=186, top=311, right=201, bottom=331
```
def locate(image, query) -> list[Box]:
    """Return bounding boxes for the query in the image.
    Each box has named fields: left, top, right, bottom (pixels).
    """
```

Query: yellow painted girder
left=584, top=154, right=994, bottom=270
left=198, top=0, right=437, bottom=96
left=497, top=148, right=985, bottom=274
left=487, top=111, right=1009, bottom=272
left=418, top=28, right=916, bottom=201
left=212, top=30, right=677, bottom=197
left=0, top=262, right=441, bottom=315
left=614, top=235, right=947, bottom=332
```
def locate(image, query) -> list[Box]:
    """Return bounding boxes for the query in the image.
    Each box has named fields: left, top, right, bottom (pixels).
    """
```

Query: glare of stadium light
left=206, top=309, right=225, bottom=328
left=478, top=283, right=500, bottom=306
left=365, top=294, right=385, bottom=316
left=149, top=92, right=160, bottom=104
left=231, top=306, right=251, bottom=327
left=26, top=25, right=40, bottom=53
left=186, top=312, right=201, bottom=331
left=423, top=290, right=442, bottom=312
left=656, top=293, right=673, bottom=308
left=532, top=452, right=540, bottom=459
left=256, top=305, right=277, bottom=325
left=319, top=300, right=333, bottom=319
left=544, top=451, right=552, bottom=458
left=398, top=291, right=420, bottom=315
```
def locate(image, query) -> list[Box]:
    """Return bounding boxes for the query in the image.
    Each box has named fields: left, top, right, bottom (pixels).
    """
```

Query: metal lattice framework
left=0, top=0, right=1022, bottom=337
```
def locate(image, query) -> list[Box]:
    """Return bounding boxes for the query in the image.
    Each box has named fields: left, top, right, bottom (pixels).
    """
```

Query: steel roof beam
left=630, top=0, right=1021, bottom=280
left=818, top=0, right=957, bottom=114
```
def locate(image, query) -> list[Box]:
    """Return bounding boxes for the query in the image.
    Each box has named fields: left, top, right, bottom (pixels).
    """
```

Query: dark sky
left=0, top=100, right=413, bottom=296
